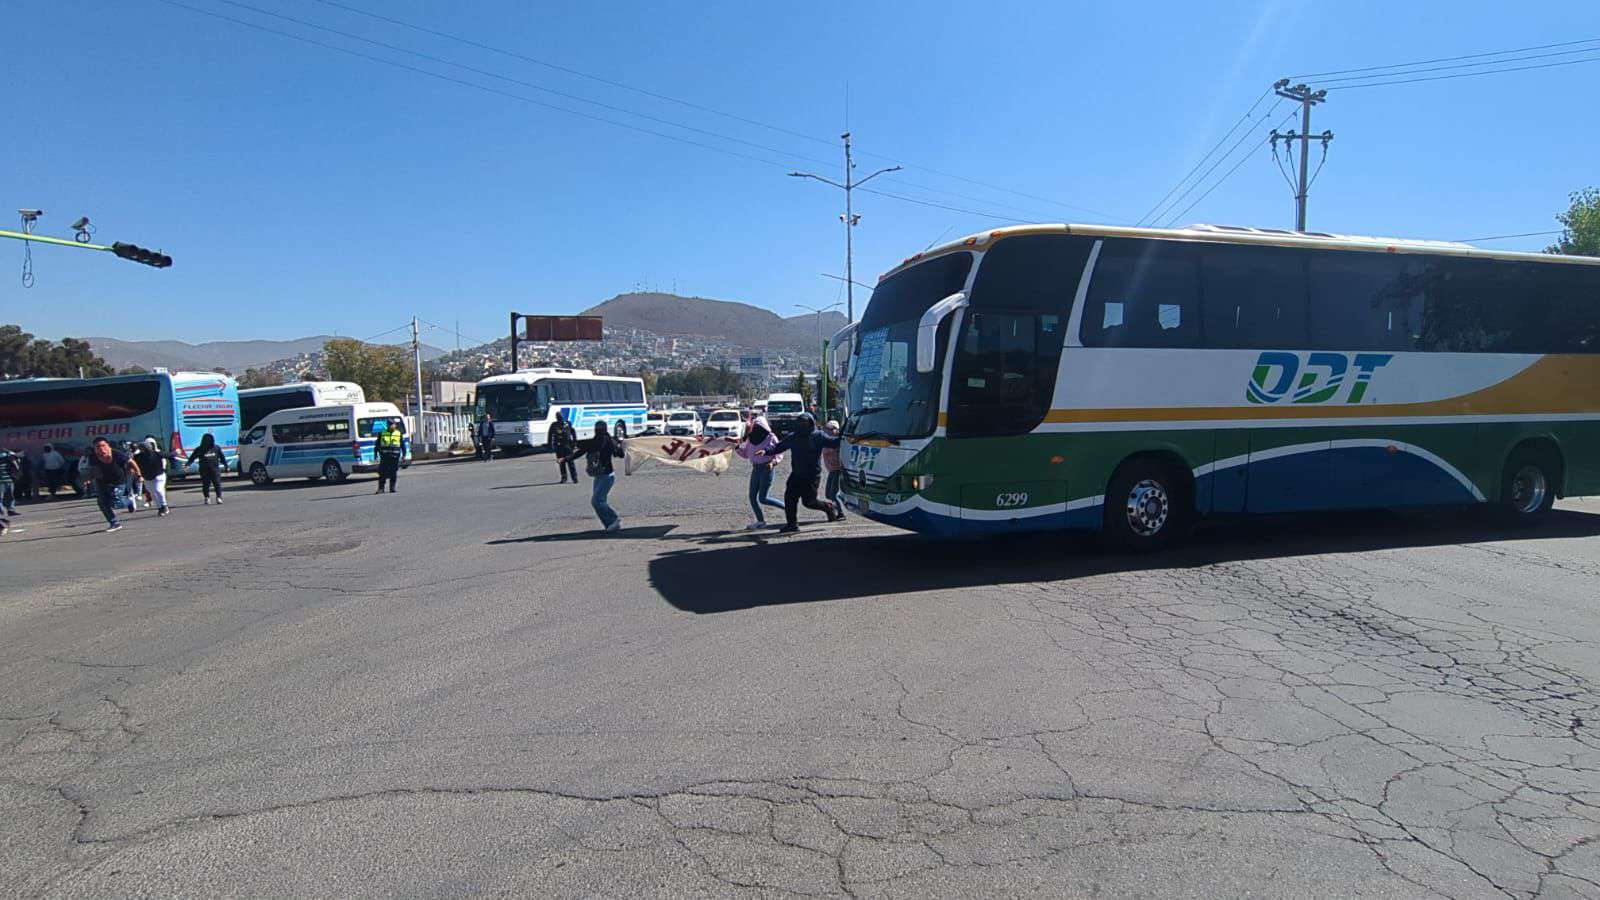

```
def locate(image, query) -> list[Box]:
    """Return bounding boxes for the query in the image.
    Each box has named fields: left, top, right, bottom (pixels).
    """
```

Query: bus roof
left=0, top=370, right=230, bottom=391
left=476, top=368, right=642, bottom=386
left=238, top=380, right=360, bottom=395
left=880, top=222, right=1600, bottom=283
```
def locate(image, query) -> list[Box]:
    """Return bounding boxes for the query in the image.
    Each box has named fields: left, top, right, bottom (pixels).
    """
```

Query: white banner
left=623, top=435, right=738, bottom=476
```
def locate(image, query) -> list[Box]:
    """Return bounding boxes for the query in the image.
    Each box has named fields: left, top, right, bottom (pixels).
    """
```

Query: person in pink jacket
left=735, top=415, right=785, bottom=530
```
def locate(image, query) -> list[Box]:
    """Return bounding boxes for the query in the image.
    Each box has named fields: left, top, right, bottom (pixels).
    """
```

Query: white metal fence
left=420, top=411, right=473, bottom=450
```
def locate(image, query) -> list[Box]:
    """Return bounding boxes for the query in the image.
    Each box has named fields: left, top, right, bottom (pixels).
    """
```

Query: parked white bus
left=239, top=381, right=365, bottom=430
left=474, top=368, right=647, bottom=453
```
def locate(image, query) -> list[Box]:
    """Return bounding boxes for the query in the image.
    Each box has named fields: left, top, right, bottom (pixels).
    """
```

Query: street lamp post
left=789, top=133, right=901, bottom=323
left=796, top=301, right=843, bottom=416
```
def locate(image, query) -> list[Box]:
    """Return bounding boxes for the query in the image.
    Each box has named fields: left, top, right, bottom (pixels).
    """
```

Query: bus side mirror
left=916, top=292, right=967, bottom=374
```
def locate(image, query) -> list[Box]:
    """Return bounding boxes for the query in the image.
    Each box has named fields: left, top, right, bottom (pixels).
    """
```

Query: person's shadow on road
left=487, top=524, right=677, bottom=544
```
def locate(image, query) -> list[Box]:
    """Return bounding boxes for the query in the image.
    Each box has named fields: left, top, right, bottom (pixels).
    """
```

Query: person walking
left=16, top=452, right=35, bottom=502
left=567, top=419, right=625, bottom=532
left=133, top=437, right=170, bottom=517
left=84, top=437, right=142, bottom=533
left=373, top=420, right=404, bottom=493
left=768, top=413, right=841, bottom=533
left=822, top=419, right=846, bottom=522
left=41, top=444, right=66, bottom=498
left=0, top=448, right=20, bottom=518
left=120, top=441, right=142, bottom=513
left=550, top=411, right=579, bottom=484
left=734, top=415, right=786, bottom=530
left=476, top=414, right=495, bottom=461
left=187, top=433, right=228, bottom=505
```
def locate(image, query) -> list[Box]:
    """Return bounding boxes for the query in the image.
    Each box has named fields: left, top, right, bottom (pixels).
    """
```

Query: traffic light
left=111, top=242, right=172, bottom=268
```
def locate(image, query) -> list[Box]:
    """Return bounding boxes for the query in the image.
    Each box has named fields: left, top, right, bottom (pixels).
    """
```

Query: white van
left=238, top=402, right=411, bottom=485
left=642, top=410, right=668, bottom=435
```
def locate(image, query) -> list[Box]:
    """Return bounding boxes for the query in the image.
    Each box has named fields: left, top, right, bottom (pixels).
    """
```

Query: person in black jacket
left=768, top=413, right=841, bottom=533
left=187, top=433, right=228, bottom=505
left=566, top=419, right=625, bottom=532
left=476, top=414, right=496, bottom=461
left=550, top=411, right=579, bottom=484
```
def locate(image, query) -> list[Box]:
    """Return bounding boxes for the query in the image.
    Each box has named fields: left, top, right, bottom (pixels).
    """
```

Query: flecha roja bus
left=238, top=381, right=365, bottom=430
left=839, top=223, right=1600, bottom=550
left=0, top=370, right=241, bottom=475
left=474, top=368, right=646, bottom=453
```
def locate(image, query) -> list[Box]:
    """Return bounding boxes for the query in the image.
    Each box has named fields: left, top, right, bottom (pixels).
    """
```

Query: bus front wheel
left=1102, top=459, right=1191, bottom=552
left=322, top=459, right=348, bottom=483
left=249, top=462, right=273, bottom=486
left=1495, top=446, right=1559, bottom=527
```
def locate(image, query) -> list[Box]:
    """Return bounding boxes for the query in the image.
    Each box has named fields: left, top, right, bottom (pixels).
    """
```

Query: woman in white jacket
left=734, top=415, right=785, bottom=530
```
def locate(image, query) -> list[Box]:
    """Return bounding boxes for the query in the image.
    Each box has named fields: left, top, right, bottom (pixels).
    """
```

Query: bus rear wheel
left=249, top=462, right=272, bottom=486
left=1102, top=459, right=1191, bottom=552
left=1495, top=446, right=1558, bottom=527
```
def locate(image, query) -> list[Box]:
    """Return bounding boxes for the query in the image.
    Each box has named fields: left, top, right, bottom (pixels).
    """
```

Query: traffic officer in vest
left=373, top=419, right=405, bottom=494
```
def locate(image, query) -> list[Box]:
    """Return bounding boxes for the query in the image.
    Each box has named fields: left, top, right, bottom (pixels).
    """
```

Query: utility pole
left=1270, top=80, right=1332, bottom=232
left=789, top=134, right=902, bottom=322
left=411, top=316, right=426, bottom=449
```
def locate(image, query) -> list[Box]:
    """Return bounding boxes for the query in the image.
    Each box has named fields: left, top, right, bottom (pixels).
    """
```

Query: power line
left=1293, top=36, right=1600, bottom=80
left=206, top=0, right=842, bottom=171
left=1326, top=53, right=1600, bottom=90
left=1137, top=89, right=1272, bottom=226
left=855, top=187, right=1028, bottom=224
left=1312, top=45, right=1600, bottom=86
left=1151, top=102, right=1285, bottom=228
left=1454, top=230, right=1562, bottom=243
left=1163, top=107, right=1299, bottom=228
left=148, top=0, right=1102, bottom=228
left=305, top=0, right=1120, bottom=221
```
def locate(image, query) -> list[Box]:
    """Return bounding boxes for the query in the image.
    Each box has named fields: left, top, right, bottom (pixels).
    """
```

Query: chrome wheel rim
left=1125, top=479, right=1170, bottom=537
left=250, top=464, right=268, bottom=485
left=1510, top=465, right=1547, bottom=515
left=323, top=460, right=341, bottom=481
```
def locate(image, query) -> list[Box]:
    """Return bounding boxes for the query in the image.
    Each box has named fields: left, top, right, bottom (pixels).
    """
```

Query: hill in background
left=87, top=335, right=447, bottom=373
left=581, top=293, right=848, bottom=352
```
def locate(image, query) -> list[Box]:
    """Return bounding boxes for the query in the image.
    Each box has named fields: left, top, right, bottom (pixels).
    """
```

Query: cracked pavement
left=4, top=459, right=1600, bottom=897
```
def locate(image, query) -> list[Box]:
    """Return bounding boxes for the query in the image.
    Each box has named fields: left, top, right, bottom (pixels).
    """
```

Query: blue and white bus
left=239, top=381, right=365, bottom=430
left=0, top=370, right=241, bottom=475
left=474, top=368, right=647, bottom=453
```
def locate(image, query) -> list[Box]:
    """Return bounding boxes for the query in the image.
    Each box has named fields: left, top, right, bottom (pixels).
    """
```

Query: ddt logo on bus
left=848, top=443, right=882, bottom=470
left=1246, top=352, right=1394, bottom=405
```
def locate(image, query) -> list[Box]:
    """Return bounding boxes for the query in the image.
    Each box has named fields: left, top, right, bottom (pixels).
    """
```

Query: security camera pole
left=789, top=134, right=902, bottom=323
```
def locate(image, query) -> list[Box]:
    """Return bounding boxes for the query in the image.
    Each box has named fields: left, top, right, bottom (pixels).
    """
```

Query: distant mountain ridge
left=580, top=293, right=848, bottom=352
left=87, top=335, right=446, bottom=373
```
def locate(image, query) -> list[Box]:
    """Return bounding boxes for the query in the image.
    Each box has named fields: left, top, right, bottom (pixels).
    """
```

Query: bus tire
left=249, top=462, right=272, bottom=486
left=1495, top=445, right=1559, bottom=527
left=322, top=459, right=348, bottom=483
left=1101, top=458, right=1191, bottom=553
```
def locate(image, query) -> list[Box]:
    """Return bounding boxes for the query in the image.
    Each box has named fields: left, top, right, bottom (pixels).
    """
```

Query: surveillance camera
left=18, top=209, right=43, bottom=220
left=71, top=216, right=90, bottom=230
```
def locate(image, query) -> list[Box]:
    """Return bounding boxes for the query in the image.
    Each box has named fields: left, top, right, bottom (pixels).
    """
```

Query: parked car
left=705, top=408, right=746, bottom=439
left=642, top=410, right=668, bottom=435
left=665, top=409, right=702, bottom=437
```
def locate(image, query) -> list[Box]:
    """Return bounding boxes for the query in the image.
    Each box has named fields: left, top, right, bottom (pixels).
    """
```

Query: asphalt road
left=4, top=454, right=1600, bottom=898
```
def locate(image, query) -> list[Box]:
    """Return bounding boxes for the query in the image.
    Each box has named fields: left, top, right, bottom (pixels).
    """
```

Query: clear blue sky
left=6, top=0, right=1597, bottom=345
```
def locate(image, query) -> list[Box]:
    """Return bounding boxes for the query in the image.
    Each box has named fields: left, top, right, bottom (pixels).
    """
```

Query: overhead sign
left=524, top=316, right=603, bottom=342
left=738, top=356, right=765, bottom=374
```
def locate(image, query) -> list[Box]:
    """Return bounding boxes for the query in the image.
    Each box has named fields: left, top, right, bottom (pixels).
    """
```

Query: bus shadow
left=648, top=507, right=1600, bottom=614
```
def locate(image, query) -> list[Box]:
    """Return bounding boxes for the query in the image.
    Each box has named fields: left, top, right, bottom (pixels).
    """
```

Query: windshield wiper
left=848, top=431, right=901, bottom=444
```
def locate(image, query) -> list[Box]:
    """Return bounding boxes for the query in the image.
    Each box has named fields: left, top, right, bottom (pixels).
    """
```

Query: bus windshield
left=847, top=252, right=973, bottom=439
left=766, top=400, right=802, bottom=414
left=478, top=382, right=545, bottom=421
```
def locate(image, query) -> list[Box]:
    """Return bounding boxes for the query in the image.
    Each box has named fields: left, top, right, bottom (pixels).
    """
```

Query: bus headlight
left=911, top=474, right=934, bottom=491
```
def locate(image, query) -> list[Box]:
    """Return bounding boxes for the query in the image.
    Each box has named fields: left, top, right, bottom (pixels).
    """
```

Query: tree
left=791, top=370, right=812, bottom=408
left=1548, top=187, right=1600, bottom=257
left=323, top=338, right=412, bottom=403
left=238, top=368, right=283, bottom=389
left=0, top=325, right=115, bottom=379
left=118, top=365, right=150, bottom=376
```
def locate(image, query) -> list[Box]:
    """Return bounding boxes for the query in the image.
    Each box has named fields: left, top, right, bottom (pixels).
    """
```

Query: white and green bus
left=839, top=223, right=1600, bottom=549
